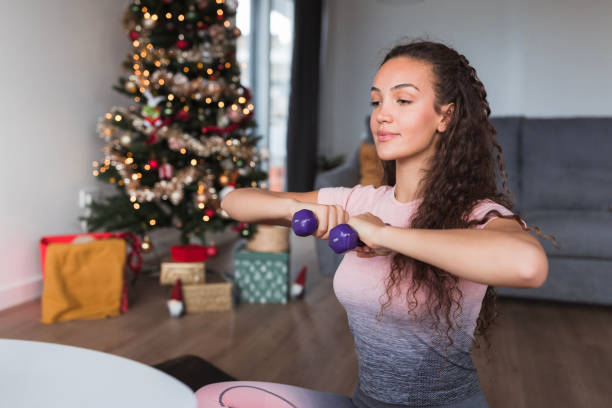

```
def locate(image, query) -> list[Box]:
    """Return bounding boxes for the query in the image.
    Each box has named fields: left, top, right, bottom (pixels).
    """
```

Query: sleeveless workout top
left=317, top=184, right=526, bottom=407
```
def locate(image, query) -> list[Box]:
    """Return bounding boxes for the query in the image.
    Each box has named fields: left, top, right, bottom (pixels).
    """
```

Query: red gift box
left=170, top=244, right=209, bottom=262
left=39, top=233, right=139, bottom=313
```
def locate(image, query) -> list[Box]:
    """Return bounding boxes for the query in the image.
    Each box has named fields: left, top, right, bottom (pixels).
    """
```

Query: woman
left=196, top=40, right=557, bottom=408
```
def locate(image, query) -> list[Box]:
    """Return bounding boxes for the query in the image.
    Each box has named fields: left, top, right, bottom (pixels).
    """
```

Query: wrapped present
left=160, top=261, right=206, bottom=285
left=40, top=238, right=126, bottom=324
left=39, top=233, right=142, bottom=315
left=234, top=244, right=289, bottom=304
left=182, top=272, right=233, bottom=313
left=170, top=244, right=209, bottom=262
left=246, top=224, right=290, bottom=253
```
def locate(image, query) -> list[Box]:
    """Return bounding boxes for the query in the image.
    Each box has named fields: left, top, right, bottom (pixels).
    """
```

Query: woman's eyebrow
left=371, top=83, right=420, bottom=93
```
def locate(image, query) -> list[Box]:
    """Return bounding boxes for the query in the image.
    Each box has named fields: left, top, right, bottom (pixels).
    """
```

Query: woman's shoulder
left=470, top=198, right=514, bottom=215
left=317, top=184, right=390, bottom=211
left=348, top=183, right=391, bottom=201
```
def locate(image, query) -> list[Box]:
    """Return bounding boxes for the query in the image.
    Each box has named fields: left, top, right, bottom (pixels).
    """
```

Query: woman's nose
left=375, top=105, right=392, bottom=123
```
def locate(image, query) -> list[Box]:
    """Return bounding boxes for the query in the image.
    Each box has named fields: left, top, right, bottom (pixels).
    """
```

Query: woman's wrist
left=286, top=198, right=301, bottom=222
left=373, top=224, right=395, bottom=250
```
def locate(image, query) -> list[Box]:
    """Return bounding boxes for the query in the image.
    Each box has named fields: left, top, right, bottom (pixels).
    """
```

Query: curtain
left=285, top=0, right=324, bottom=192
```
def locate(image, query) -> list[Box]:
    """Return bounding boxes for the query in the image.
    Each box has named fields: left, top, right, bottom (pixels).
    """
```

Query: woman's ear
left=437, top=103, right=455, bottom=133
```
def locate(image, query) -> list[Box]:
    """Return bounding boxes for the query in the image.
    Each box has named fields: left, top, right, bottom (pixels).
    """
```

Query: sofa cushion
left=522, top=210, right=612, bottom=259
left=490, top=117, right=522, bottom=211
left=521, top=118, right=612, bottom=211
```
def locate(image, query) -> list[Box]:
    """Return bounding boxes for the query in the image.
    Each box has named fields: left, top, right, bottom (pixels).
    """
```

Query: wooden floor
left=1, top=266, right=611, bottom=407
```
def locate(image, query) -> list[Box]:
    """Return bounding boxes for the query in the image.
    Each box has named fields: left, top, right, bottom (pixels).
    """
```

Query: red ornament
left=177, top=40, right=189, bottom=49
left=204, top=209, right=214, bottom=217
left=176, top=110, right=189, bottom=121
left=148, top=159, right=159, bottom=169
left=201, top=111, right=253, bottom=135
left=129, top=30, right=140, bottom=41
left=206, top=245, right=218, bottom=257
left=231, top=222, right=248, bottom=232
left=217, top=64, right=224, bottom=70
left=158, top=162, right=174, bottom=179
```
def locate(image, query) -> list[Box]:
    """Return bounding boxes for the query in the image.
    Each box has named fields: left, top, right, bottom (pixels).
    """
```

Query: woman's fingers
left=322, top=205, right=337, bottom=240
left=311, top=204, right=349, bottom=241
left=313, top=206, right=328, bottom=240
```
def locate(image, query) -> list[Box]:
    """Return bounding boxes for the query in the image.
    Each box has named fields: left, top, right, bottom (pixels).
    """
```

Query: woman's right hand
left=289, top=202, right=350, bottom=241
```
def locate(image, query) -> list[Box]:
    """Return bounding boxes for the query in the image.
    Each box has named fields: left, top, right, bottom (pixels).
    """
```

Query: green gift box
left=234, top=244, right=289, bottom=304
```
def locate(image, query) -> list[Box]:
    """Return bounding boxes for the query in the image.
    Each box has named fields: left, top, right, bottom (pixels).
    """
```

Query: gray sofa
left=314, top=117, right=612, bottom=306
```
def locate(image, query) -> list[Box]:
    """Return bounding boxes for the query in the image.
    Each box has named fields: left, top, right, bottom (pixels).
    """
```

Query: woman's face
left=369, top=57, right=452, bottom=163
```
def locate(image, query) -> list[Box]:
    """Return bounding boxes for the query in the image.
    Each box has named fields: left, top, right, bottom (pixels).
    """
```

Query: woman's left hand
left=347, top=212, right=392, bottom=258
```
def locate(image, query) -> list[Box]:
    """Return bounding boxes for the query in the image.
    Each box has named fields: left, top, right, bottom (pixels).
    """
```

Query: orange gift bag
left=39, top=233, right=142, bottom=324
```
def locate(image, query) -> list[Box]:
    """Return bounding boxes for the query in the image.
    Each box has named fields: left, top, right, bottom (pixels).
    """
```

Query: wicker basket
left=160, top=262, right=205, bottom=285
left=246, top=224, right=290, bottom=253
left=182, top=282, right=233, bottom=312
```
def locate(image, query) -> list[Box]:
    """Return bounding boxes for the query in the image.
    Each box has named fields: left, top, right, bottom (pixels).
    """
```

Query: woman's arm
left=220, top=189, right=349, bottom=240
left=220, top=188, right=305, bottom=227
left=369, top=217, right=547, bottom=288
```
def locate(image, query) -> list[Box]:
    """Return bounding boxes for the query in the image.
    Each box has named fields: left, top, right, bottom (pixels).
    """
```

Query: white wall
left=0, top=0, right=132, bottom=311
left=318, top=0, right=612, bottom=156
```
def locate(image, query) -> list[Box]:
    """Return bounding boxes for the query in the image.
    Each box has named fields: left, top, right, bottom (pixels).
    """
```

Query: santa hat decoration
left=291, top=266, right=307, bottom=299
left=167, top=279, right=184, bottom=317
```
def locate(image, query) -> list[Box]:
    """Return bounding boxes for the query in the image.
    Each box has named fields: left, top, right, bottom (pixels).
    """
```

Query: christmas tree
left=85, top=0, right=266, bottom=246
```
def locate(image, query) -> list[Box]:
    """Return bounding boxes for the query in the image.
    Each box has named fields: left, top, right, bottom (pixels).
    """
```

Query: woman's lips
left=377, top=132, right=399, bottom=142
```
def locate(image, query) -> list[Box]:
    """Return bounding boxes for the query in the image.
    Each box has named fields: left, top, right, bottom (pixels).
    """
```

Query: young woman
left=195, top=40, right=556, bottom=408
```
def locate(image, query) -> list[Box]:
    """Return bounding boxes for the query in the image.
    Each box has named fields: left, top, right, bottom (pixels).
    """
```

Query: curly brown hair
left=374, top=40, right=560, bottom=366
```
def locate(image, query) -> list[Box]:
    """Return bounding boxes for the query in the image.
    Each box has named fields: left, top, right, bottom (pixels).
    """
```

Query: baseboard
left=0, top=276, right=43, bottom=312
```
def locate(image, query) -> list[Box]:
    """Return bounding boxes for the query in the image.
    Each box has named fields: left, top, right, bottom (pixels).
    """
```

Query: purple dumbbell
left=292, top=209, right=318, bottom=236
left=328, top=224, right=366, bottom=254
left=292, top=209, right=363, bottom=252
left=292, top=208, right=388, bottom=254
left=329, top=222, right=391, bottom=254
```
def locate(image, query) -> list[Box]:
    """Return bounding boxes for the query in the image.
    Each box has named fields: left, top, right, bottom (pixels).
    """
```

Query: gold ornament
left=219, top=173, right=229, bottom=186
left=125, top=81, right=137, bottom=93
left=120, top=133, right=132, bottom=146
left=141, top=235, right=153, bottom=252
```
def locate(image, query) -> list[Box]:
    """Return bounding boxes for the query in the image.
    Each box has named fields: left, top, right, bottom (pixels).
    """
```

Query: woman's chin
left=376, top=150, right=398, bottom=161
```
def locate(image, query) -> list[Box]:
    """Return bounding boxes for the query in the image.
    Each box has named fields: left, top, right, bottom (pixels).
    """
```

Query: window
left=236, top=0, right=294, bottom=192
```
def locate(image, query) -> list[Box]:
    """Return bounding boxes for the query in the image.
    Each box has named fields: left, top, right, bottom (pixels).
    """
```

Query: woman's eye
left=370, top=101, right=380, bottom=107
left=398, top=99, right=412, bottom=105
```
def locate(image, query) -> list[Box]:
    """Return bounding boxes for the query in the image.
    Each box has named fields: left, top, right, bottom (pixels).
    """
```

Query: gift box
left=182, top=272, right=233, bottom=313
left=170, top=244, right=209, bottom=262
left=160, top=261, right=206, bottom=285
left=234, top=244, right=289, bottom=304
left=246, top=224, right=290, bottom=253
